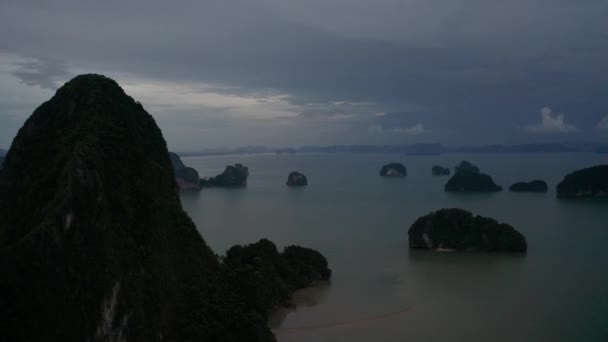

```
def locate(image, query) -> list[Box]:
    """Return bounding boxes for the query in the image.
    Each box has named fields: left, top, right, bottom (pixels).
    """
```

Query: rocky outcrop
left=432, top=165, right=450, bottom=176
left=557, top=165, right=608, bottom=198
left=408, top=208, right=527, bottom=252
left=380, top=163, right=407, bottom=177
left=223, top=239, right=331, bottom=317
left=0, top=156, right=4, bottom=170
left=0, top=74, right=330, bottom=342
left=509, top=180, right=548, bottom=193
left=286, top=171, right=308, bottom=186
left=454, top=161, right=480, bottom=174
left=200, top=163, right=249, bottom=187
left=168, top=152, right=200, bottom=189
left=445, top=171, right=502, bottom=192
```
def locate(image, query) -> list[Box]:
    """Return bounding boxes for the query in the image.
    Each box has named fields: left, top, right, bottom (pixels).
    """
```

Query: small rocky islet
left=286, top=171, right=308, bottom=186
left=445, top=161, right=502, bottom=192
left=380, top=163, right=407, bottom=177
left=165, top=158, right=607, bottom=201
left=408, top=208, right=527, bottom=252
left=432, top=165, right=450, bottom=176
left=509, top=180, right=548, bottom=193
left=168, top=155, right=250, bottom=189
left=200, top=163, right=249, bottom=187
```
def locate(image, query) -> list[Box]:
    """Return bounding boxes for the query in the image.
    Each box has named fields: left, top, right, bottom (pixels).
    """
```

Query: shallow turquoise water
left=180, top=153, right=608, bottom=342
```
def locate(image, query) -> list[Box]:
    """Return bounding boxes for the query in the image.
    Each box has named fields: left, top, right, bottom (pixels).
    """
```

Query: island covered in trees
left=380, top=163, right=407, bottom=177
left=408, top=209, right=527, bottom=252
left=445, top=161, right=502, bottom=192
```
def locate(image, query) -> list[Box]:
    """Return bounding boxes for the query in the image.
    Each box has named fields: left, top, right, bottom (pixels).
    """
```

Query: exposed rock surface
left=0, top=74, right=330, bottom=342
left=286, top=171, right=308, bottom=186
left=557, top=165, right=608, bottom=198
left=200, top=163, right=249, bottom=187
left=432, top=165, right=451, bottom=176
left=444, top=171, right=502, bottom=192
left=168, top=152, right=200, bottom=189
left=509, top=180, right=548, bottom=193
left=380, top=163, right=407, bottom=177
left=408, top=208, right=527, bottom=252
left=454, top=161, right=480, bottom=174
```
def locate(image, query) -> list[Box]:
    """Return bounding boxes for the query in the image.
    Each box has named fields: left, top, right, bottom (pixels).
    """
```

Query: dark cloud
left=0, top=0, right=607, bottom=149
left=10, top=57, right=71, bottom=89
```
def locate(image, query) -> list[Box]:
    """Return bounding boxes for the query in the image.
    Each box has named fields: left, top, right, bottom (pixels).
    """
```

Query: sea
left=179, top=152, right=608, bottom=342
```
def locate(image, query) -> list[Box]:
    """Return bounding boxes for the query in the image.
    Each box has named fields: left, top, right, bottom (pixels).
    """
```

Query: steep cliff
left=0, top=74, right=329, bottom=342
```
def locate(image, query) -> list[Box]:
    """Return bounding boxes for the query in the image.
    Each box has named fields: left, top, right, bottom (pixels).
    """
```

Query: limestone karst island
left=1, top=1, right=608, bottom=341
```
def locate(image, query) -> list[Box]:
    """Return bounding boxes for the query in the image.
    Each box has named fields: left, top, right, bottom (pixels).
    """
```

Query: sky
left=1, top=0, right=607, bottom=151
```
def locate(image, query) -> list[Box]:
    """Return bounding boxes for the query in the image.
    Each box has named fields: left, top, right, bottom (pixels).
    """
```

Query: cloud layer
left=0, top=0, right=607, bottom=149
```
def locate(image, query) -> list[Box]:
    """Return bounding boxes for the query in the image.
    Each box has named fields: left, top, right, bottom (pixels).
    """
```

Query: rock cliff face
left=509, top=180, right=548, bottom=193
left=556, top=165, right=608, bottom=198
left=286, top=171, right=308, bottom=186
left=168, top=152, right=200, bottom=189
left=201, top=163, right=249, bottom=187
left=380, top=163, right=407, bottom=177
left=408, top=209, right=527, bottom=252
left=0, top=74, right=330, bottom=342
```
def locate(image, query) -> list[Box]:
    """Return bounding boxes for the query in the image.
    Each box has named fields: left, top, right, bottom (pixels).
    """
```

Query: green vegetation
left=557, top=165, right=608, bottom=198
left=200, top=163, right=249, bottom=187
left=0, top=74, right=330, bottom=342
left=408, top=208, right=527, bottom=252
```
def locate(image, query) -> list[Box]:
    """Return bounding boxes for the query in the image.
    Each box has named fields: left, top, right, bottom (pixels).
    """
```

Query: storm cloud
left=0, top=0, right=607, bottom=150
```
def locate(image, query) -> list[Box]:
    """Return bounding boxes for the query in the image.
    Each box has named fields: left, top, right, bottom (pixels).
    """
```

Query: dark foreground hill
left=0, top=74, right=329, bottom=342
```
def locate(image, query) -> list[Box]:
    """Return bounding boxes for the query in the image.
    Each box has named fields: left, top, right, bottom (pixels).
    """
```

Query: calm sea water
left=180, top=153, right=608, bottom=342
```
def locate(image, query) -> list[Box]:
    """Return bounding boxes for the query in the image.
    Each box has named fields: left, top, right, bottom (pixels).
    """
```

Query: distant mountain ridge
left=177, top=142, right=607, bottom=157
